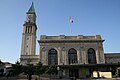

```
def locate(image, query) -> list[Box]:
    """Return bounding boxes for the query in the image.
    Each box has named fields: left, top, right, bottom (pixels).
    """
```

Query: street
left=0, top=76, right=17, bottom=80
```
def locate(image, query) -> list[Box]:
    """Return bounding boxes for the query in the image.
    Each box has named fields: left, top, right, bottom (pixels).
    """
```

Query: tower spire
left=28, top=2, right=35, bottom=13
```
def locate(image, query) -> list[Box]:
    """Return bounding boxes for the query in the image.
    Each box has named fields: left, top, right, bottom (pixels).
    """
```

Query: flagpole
left=70, top=22, right=72, bottom=33
left=69, top=16, right=73, bottom=34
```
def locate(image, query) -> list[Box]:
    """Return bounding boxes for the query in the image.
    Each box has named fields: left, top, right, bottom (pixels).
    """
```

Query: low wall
left=17, top=75, right=70, bottom=80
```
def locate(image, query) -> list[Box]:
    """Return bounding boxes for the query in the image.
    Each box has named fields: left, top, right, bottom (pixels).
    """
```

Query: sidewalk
left=0, top=76, right=17, bottom=80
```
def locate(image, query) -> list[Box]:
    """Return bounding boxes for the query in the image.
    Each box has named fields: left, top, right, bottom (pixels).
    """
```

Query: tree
left=35, top=62, right=44, bottom=74
left=45, top=65, right=57, bottom=79
left=15, top=60, right=20, bottom=65
left=34, top=62, right=45, bottom=79
left=25, top=64, right=34, bottom=80
left=10, top=62, right=23, bottom=76
left=47, top=65, right=57, bottom=75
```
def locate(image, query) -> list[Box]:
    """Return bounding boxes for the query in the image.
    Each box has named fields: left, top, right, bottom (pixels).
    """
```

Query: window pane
left=48, top=49, right=57, bottom=65
left=68, top=49, right=77, bottom=64
left=88, top=48, right=96, bottom=64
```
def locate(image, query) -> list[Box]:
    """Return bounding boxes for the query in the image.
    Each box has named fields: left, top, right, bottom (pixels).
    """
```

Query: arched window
left=88, top=48, right=96, bottom=64
left=48, top=49, right=58, bottom=65
left=68, top=48, right=77, bottom=64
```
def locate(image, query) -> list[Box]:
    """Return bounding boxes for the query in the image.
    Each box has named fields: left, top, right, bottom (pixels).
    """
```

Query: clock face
left=28, top=15, right=32, bottom=20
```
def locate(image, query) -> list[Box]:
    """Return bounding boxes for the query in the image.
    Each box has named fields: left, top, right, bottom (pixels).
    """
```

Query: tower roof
left=27, top=2, right=35, bottom=13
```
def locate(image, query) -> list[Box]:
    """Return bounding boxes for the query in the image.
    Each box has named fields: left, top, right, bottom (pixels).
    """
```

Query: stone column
left=62, top=50, right=65, bottom=65
left=84, top=50, right=87, bottom=64
left=100, top=50, right=105, bottom=63
left=81, top=51, right=84, bottom=64
left=44, top=51, right=48, bottom=65
left=65, top=50, right=68, bottom=65
left=96, top=50, right=99, bottom=64
left=80, top=49, right=83, bottom=64
left=23, top=26, right=26, bottom=33
left=41, top=51, right=45, bottom=65
left=40, top=46, right=47, bottom=65
left=77, top=50, right=80, bottom=64
left=58, top=48, right=61, bottom=65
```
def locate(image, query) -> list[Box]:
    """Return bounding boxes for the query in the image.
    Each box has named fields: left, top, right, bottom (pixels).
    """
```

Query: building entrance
left=69, top=69, right=79, bottom=78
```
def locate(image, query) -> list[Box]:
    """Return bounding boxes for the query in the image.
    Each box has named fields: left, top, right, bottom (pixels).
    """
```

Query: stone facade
left=37, top=35, right=107, bottom=78
left=20, top=3, right=39, bottom=65
left=105, top=53, right=120, bottom=63
left=20, top=3, right=120, bottom=78
left=38, top=35, right=105, bottom=65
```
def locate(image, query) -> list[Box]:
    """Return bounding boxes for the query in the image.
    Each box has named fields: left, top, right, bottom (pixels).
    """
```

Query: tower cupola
left=26, top=2, right=36, bottom=23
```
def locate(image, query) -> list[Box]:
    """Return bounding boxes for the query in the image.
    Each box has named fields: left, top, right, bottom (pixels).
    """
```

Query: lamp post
left=57, top=66, right=60, bottom=79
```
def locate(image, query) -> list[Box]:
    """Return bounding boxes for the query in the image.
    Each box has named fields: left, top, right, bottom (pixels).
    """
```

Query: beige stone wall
left=20, top=9, right=37, bottom=65
left=21, top=24, right=36, bottom=56
left=20, top=55, right=39, bottom=65
left=105, top=53, right=120, bottom=63
left=39, top=35, right=105, bottom=65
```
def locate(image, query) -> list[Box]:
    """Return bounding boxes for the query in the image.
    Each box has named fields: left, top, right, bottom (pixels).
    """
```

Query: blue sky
left=0, top=0, right=120, bottom=63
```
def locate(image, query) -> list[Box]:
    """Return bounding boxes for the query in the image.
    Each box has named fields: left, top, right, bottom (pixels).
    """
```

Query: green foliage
left=15, top=60, right=20, bottom=65
left=45, top=65, right=57, bottom=75
left=35, top=62, right=45, bottom=75
left=10, top=64, right=23, bottom=76
left=26, top=64, right=34, bottom=75
left=10, top=61, right=58, bottom=77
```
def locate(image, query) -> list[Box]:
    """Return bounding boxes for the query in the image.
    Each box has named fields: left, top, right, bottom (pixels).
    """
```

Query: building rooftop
left=105, top=53, right=120, bottom=57
left=38, top=35, right=104, bottom=43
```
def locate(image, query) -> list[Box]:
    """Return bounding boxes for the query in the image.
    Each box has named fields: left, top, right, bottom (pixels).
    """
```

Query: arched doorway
left=48, top=49, right=58, bottom=65
left=88, top=48, right=96, bottom=64
left=68, top=48, right=77, bottom=64
left=68, top=48, right=79, bottom=78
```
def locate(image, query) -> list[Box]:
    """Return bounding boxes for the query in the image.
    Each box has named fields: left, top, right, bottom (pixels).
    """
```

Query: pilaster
left=84, top=50, right=88, bottom=64
left=65, top=50, right=68, bottom=65
left=62, top=50, right=66, bottom=65
left=96, top=50, right=100, bottom=64
left=99, top=50, right=105, bottom=63
left=77, top=50, right=80, bottom=64
left=58, top=47, right=61, bottom=65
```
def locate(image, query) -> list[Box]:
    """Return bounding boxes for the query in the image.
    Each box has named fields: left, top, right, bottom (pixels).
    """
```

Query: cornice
left=22, top=33, right=36, bottom=35
left=38, top=39, right=105, bottom=43
left=23, top=21, right=37, bottom=29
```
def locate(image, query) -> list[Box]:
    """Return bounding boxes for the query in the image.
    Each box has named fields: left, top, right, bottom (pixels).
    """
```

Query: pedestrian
left=6, top=71, right=9, bottom=79
left=3, top=68, right=6, bottom=76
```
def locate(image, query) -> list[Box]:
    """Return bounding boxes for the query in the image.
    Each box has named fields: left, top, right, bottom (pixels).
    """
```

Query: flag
left=69, top=16, right=73, bottom=24
left=69, top=16, right=73, bottom=33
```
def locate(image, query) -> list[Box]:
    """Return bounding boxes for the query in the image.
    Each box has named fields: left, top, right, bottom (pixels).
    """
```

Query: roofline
left=38, top=40, right=104, bottom=43
left=104, top=53, right=120, bottom=55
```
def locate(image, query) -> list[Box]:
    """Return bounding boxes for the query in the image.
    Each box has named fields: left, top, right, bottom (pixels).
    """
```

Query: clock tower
left=20, top=2, right=39, bottom=65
